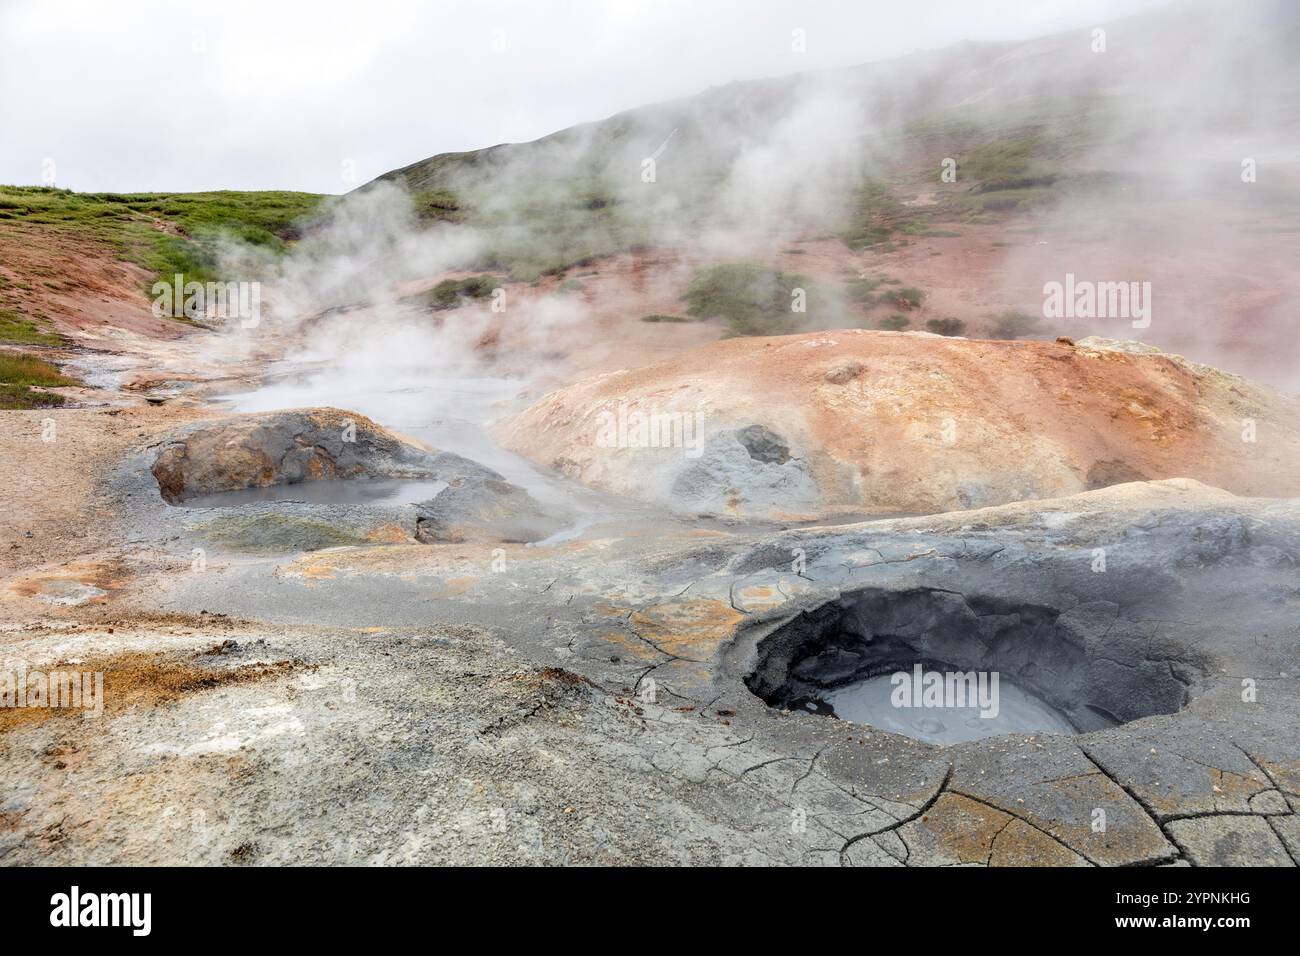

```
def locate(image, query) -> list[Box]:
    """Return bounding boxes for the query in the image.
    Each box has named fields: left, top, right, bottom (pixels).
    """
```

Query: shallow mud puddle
left=822, top=674, right=1075, bottom=745
left=183, top=477, right=450, bottom=508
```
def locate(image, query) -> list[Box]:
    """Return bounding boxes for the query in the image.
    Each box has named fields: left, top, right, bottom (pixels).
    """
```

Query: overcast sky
left=0, top=0, right=1170, bottom=194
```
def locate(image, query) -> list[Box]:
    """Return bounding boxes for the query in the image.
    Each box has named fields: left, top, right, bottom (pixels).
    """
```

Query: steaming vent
left=746, top=587, right=1207, bottom=745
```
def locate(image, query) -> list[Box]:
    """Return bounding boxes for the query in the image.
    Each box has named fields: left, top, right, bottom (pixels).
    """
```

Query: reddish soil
left=0, top=223, right=188, bottom=344
left=500, top=330, right=1300, bottom=516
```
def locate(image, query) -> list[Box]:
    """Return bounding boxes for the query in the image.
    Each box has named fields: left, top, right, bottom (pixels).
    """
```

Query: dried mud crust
left=2, top=585, right=1295, bottom=866
left=0, top=617, right=923, bottom=866
left=11, top=480, right=1281, bottom=866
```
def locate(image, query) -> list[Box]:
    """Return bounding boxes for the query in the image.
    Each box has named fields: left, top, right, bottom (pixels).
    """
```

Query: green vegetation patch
left=462, top=175, right=654, bottom=281
left=988, top=310, right=1043, bottom=339
left=959, top=136, right=1057, bottom=193
left=839, top=179, right=907, bottom=251
left=848, top=277, right=925, bottom=311
left=0, top=348, right=76, bottom=408
left=0, top=349, right=75, bottom=386
left=0, top=308, right=63, bottom=345
left=0, top=383, right=66, bottom=409
left=411, top=188, right=464, bottom=223
left=957, top=186, right=1057, bottom=217
left=422, top=274, right=507, bottom=311
left=845, top=276, right=884, bottom=304
left=0, top=186, right=328, bottom=302
left=925, top=318, right=966, bottom=337
left=681, top=263, right=816, bottom=337
left=888, top=286, right=925, bottom=310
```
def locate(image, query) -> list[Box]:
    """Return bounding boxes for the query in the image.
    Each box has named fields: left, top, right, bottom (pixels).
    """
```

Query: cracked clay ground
left=4, top=474, right=1298, bottom=866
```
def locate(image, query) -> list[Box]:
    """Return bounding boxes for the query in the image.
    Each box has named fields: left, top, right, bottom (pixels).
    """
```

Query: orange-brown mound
left=497, top=330, right=1300, bottom=518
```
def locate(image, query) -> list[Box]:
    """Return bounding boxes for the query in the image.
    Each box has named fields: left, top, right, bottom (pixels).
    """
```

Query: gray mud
left=8, top=361, right=1297, bottom=867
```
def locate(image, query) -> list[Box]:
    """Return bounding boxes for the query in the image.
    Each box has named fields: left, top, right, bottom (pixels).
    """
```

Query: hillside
left=366, top=0, right=1300, bottom=272
left=332, top=0, right=1300, bottom=391
left=0, top=187, right=328, bottom=404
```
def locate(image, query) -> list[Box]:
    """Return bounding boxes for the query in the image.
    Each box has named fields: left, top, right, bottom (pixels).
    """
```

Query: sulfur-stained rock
left=151, top=407, right=494, bottom=504
left=498, top=331, right=1300, bottom=519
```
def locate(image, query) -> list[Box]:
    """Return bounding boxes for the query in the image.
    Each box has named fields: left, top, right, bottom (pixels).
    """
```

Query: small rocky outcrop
left=152, top=407, right=494, bottom=504
left=414, top=476, right=568, bottom=544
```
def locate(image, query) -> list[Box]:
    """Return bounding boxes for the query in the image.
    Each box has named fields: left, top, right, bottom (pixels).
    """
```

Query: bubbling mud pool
left=813, top=670, right=1076, bottom=745
left=746, top=587, right=1206, bottom=746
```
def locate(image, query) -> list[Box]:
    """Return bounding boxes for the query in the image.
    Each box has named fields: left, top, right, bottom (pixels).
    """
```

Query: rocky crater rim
left=745, top=586, right=1211, bottom=737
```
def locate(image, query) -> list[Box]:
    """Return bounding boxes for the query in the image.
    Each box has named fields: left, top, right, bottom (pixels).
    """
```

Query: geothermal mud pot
left=5, top=339, right=1299, bottom=867
left=745, top=586, right=1206, bottom=741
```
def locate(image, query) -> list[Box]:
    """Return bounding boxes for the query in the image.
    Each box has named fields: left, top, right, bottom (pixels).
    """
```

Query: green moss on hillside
left=0, top=186, right=329, bottom=301
left=0, top=308, right=63, bottom=345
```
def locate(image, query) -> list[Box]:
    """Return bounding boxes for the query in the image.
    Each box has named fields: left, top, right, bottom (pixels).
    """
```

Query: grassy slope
left=0, top=186, right=329, bottom=342
left=0, top=186, right=328, bottom=291
left=0, top=307, right=63, bottom=345
left=0, top=187, right=329, bottom=405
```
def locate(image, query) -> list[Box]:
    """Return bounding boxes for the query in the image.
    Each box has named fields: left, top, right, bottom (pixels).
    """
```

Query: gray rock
left=151, top=407, right=497, bottom=504
left=670, top=428, right=819, bottom=517
left=414, top=476, right=569, bottom=544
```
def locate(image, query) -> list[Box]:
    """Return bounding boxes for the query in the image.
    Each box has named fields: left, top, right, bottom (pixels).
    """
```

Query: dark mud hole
left=746, top=587, right=1209, bottom=738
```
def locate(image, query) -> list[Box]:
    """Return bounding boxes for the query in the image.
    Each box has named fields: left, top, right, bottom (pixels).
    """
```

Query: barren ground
left=1, top=211, right=1298, bottom=866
